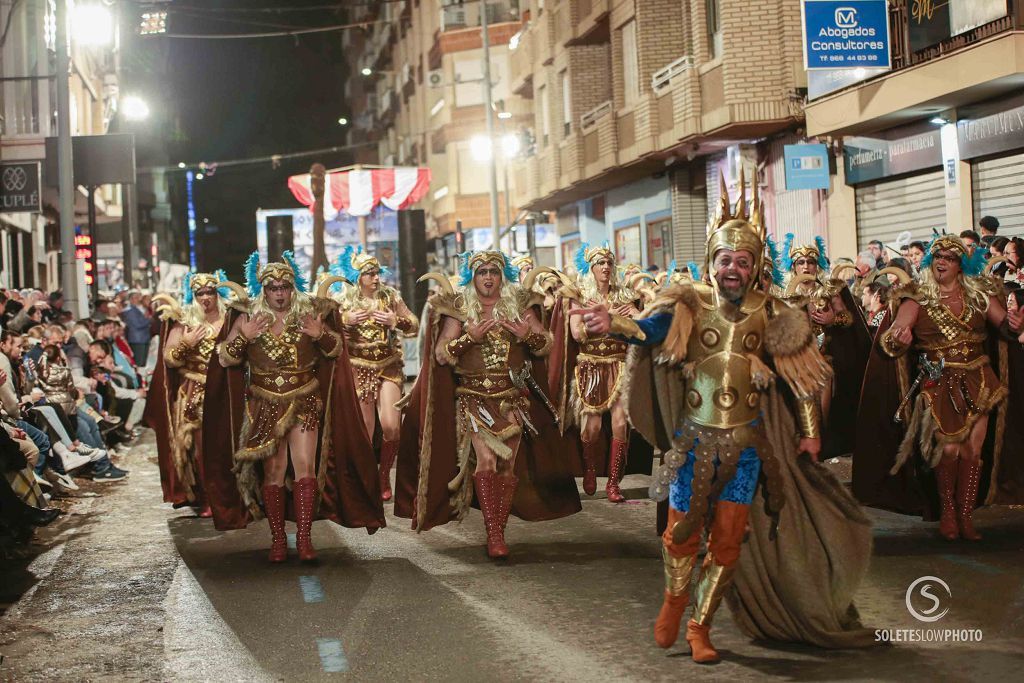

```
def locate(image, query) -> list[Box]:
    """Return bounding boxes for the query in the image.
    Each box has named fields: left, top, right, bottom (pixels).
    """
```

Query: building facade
left=805, top=2, right=1024, bottom=254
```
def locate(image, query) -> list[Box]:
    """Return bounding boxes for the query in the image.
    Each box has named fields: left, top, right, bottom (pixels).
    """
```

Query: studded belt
left=455, top=371, right=519, bottom=398
left=250, top=368, right=317, bottom=393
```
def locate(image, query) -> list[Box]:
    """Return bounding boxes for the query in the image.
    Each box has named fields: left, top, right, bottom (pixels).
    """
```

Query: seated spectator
left=41, top=291, right=65, bottom=324
left=87, top=340, right=147, bottom=435
left=990, top=236, right=1009, bottom=258
left=120, top=291, right=153, bottom=365
left=94, top=319, right=140, bottom=389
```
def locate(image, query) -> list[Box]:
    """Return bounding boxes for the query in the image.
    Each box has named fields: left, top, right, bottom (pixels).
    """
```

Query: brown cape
left=144, top=319, right=189, bottom=507
left=202, top=305, right=385, bottom=532
left=822, top=286, right=872, bottom=459
left=626, top=328, right=876, bottom=648
left=395, top=300, right=581, bottom=531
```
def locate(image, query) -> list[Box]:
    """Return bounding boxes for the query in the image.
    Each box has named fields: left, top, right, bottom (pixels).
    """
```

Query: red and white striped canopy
left=287, top=167, right=431, bottom=219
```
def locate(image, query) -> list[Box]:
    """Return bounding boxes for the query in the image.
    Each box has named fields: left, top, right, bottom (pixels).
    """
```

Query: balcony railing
left=889, top=0, right=1021, bottom=70
left=651, top=56, right=693, bottom=94
left=440, top=0, right=520, bottom=32
left=580, top=100, right=612, bottom=130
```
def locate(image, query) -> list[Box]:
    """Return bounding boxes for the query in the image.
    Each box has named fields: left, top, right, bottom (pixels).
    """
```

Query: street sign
left=784, top=144, right=831, bottom=190
left=0, top=161, right=42, bottom=213
left=802, top=0, right=891, bottom=71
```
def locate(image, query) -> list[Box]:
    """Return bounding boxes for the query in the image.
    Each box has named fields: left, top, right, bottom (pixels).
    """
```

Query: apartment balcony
left=568, top=0, right=609, bottom=47
left=534, top=6, right=555, bottom=65
left=537, top=145, right=561, bottom=198
left=580, top=100, right=616, bottom=179
left=616, top=92, right=659, bottom=166
left=509, top=27, right=534, bottom=96
left=553, top=0, right=573, bottom=48
left=509, top=154, right=540, bottom=212
left=652, top=55, right=700, bottom=148
left=558, top=130, right=583, bottom=188
left=440, top=0, right=520, bottom=32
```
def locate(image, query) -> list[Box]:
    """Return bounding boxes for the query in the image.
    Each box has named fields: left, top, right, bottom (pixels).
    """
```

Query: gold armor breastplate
left=683, top=287, right=769, bottom=429
left=458, top=326, right=512, bottom=373
left=183, top=336, right=217, bottom=380
left=255, top=325, right=303, bottom=369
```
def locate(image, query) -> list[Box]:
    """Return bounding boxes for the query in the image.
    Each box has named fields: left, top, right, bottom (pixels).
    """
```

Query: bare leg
left=377, top=381, right=403, bottom=501
left=263, top=439, right=290, bottom=487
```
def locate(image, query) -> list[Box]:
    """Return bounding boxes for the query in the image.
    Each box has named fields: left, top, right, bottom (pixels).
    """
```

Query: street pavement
left=2, top=431, right=1024, bottom=682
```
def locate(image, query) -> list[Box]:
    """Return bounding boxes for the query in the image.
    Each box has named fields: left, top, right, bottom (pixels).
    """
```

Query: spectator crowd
left=0, top=287, right=156, bottom=553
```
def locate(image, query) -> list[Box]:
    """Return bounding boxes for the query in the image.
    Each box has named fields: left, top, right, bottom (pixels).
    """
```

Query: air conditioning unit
left=441, top=6, right=468, bottom=31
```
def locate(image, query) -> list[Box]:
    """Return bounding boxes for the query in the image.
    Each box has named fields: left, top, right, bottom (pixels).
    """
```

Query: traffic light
left=75, top=232, right=95, bottom=286
left=454, top=219, right=465, bottom=254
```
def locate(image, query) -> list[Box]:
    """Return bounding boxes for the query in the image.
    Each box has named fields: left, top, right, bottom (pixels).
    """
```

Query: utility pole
left=55, top=0, right=82, bottom=316
left=480, top=0, right=501, bottom=251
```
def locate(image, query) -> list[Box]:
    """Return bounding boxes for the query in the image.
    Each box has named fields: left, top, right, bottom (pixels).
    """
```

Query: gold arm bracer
left=795, top=397, right=822, bottom=439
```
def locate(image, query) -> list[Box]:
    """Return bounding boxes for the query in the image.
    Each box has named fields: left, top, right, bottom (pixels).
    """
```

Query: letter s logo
left=906, top=576, right=951, bottom=622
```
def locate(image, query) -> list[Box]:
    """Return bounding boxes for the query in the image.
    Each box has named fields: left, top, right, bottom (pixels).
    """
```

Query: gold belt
left=250, top=369, right=317, bottom=392
left=456, top=371, right=518, bottom=397
left=580, top=339, right=627, bottom=357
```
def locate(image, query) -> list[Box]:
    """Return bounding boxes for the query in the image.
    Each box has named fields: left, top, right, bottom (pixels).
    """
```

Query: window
left=560, top=69, right=571, bottom=137
left=621, top=20, right=639, bottom=105
left=562, top=237, right=581, bottom=271
left=706, top=0, right=722, bottom=58
left=538, top=84, right=550, bottom=147
left=615, top=225, right=642, bottom=265
left=646, top=218, right=673, bottom=270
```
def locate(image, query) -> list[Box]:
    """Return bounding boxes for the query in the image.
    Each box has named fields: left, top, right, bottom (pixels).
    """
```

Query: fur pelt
left=644, top=283, right=700, bottom=366
left=892, top=394, right=945, bottom=474
left=764, top=304, right=814, bottom=357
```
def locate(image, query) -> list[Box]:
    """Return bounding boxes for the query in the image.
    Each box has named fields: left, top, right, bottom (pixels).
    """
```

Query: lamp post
left=55, top=0, right=80, bottom=316
left=480, top=0, right=501, bottom=251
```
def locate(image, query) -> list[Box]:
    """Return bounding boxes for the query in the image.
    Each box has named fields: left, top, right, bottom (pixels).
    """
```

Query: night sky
left=124, top=0, right=363, bottom=279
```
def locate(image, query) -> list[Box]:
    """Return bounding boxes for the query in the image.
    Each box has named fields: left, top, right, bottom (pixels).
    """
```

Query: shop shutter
left=855, top=170, right=945, bottom=252
left=971, top=152, right=1024, bottom=238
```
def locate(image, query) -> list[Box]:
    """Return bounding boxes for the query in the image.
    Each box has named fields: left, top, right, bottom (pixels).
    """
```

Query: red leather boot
left=580, top=440, right=598, bottom=496
left=606, top=437, right=627, bottom=503
left=262, top=484, right=288, bottom=563
left=935, top=456, right=959, bottom=541
left=293, top=477, right=318, bottom=562
left=956, top=458, right=983, bottom=541
left=473, top=471, right=508, bottom=559
left=496, top=473, right=519, bottom=552
left=379, top=439, right=399, bottom=502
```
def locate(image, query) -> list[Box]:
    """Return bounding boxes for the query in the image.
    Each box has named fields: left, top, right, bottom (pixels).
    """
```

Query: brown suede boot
left=474, top=471, right=508, bottom=558
left=654, top=547, right=695, bottom=648
left=293, top=477, right=318, bottom=562
left=685, top=620, right=719, bottom=664
left=379, top=439, right=399, bottom=502
left=956, top=458, right=982, bottom=541
left=687, top=551, right=737, bottom=664
left=262, top=484, right=287, bottom=563
left=606, top=437, right=627, bottom=503
left=935, top=456, right=959, bottom=541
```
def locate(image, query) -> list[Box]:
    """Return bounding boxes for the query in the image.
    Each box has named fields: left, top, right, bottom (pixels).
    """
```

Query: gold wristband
left=880, top=329, right=909, bottom=358
left=396, top=316, right=415, bottom=333
left=446, top=333, right=475, bottom=358
left=795, top=397, right=821, bottom=439
left=832, top=310, right=853, bottom=328
left=168, top=343, right=189, bottom=364
left=224, top=333, right=249, bottom=360
left=524, top=331, right=552, bottom=356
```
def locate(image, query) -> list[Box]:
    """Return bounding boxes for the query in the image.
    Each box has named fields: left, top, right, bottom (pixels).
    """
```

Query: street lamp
left=361, top=67, right=373, bottom=76
left=337, top=117, right=349, bottom=125
left=121, top=95, right=150, bottom=121
left=72, top=3, right=114, bottom=46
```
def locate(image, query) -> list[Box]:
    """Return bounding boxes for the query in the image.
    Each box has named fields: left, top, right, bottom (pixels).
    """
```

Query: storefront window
left=646, top=218, right=673, bottom=270
left=615, top=225, right=641, bottom=266
left=562, top=237, right=581, bottom=273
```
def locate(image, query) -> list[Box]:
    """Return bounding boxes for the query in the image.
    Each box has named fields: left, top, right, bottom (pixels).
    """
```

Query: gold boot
left=654, top=547, right=696, bottom=648
left=686, top=553, right=737, bottom=664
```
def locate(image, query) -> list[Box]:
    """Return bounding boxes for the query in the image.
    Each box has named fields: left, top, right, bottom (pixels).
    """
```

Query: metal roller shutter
left=971, top=152, right=1024, bottom=239
left=855, top=170, right=945, bottom=252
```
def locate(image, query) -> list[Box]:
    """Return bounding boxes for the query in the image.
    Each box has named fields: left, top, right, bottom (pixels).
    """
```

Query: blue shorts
left=669, top=445, right=761, bottom=513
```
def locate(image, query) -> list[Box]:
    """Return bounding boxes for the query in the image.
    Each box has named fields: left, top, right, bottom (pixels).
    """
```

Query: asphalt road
left=2, top=432, right=1024, bottom=682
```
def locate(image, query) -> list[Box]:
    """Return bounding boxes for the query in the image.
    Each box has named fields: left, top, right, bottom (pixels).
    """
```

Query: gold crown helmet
left=929, top=234, right=968, bottom=258
left=352, top=251, right=381, bottom=273
left=705, top=169, right=766, bottom=295
left=468, top=250, right=508, bottom=271
left=583, top=244, right=615, bottom=265
left=511, top=254, right=535, bottom=270
left=190, top=273, right=220, bottom=292
left=790, top=244, right=820, bottom=262
left=258, top=262, right=296, bottom=285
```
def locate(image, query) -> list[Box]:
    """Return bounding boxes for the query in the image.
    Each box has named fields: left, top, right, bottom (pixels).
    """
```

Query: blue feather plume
left=920, top=236, right=938, bottom=269
left=686, top=261, right=701, bottom=280
left=962, top=247, right=987, bottom=277
left=573, top=243, right=591, bottom=276
left=667, top=259, right=678, bottom=274
left=764, top=235, right=785, bottom=287
left=780, top=233, right=795, bottom=271
left=182, top=271, right=194, bottom=305
left=215, top=269, right=232, bottom=299
left=338, top=245, right=362, bottom=284
left=457, top=251, right=473, bottom=287
left=814, top=235, right=829, bottom=270
left=281, top=250, right=308, bottom=293
left=244, top=251, right=262, bottom=298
